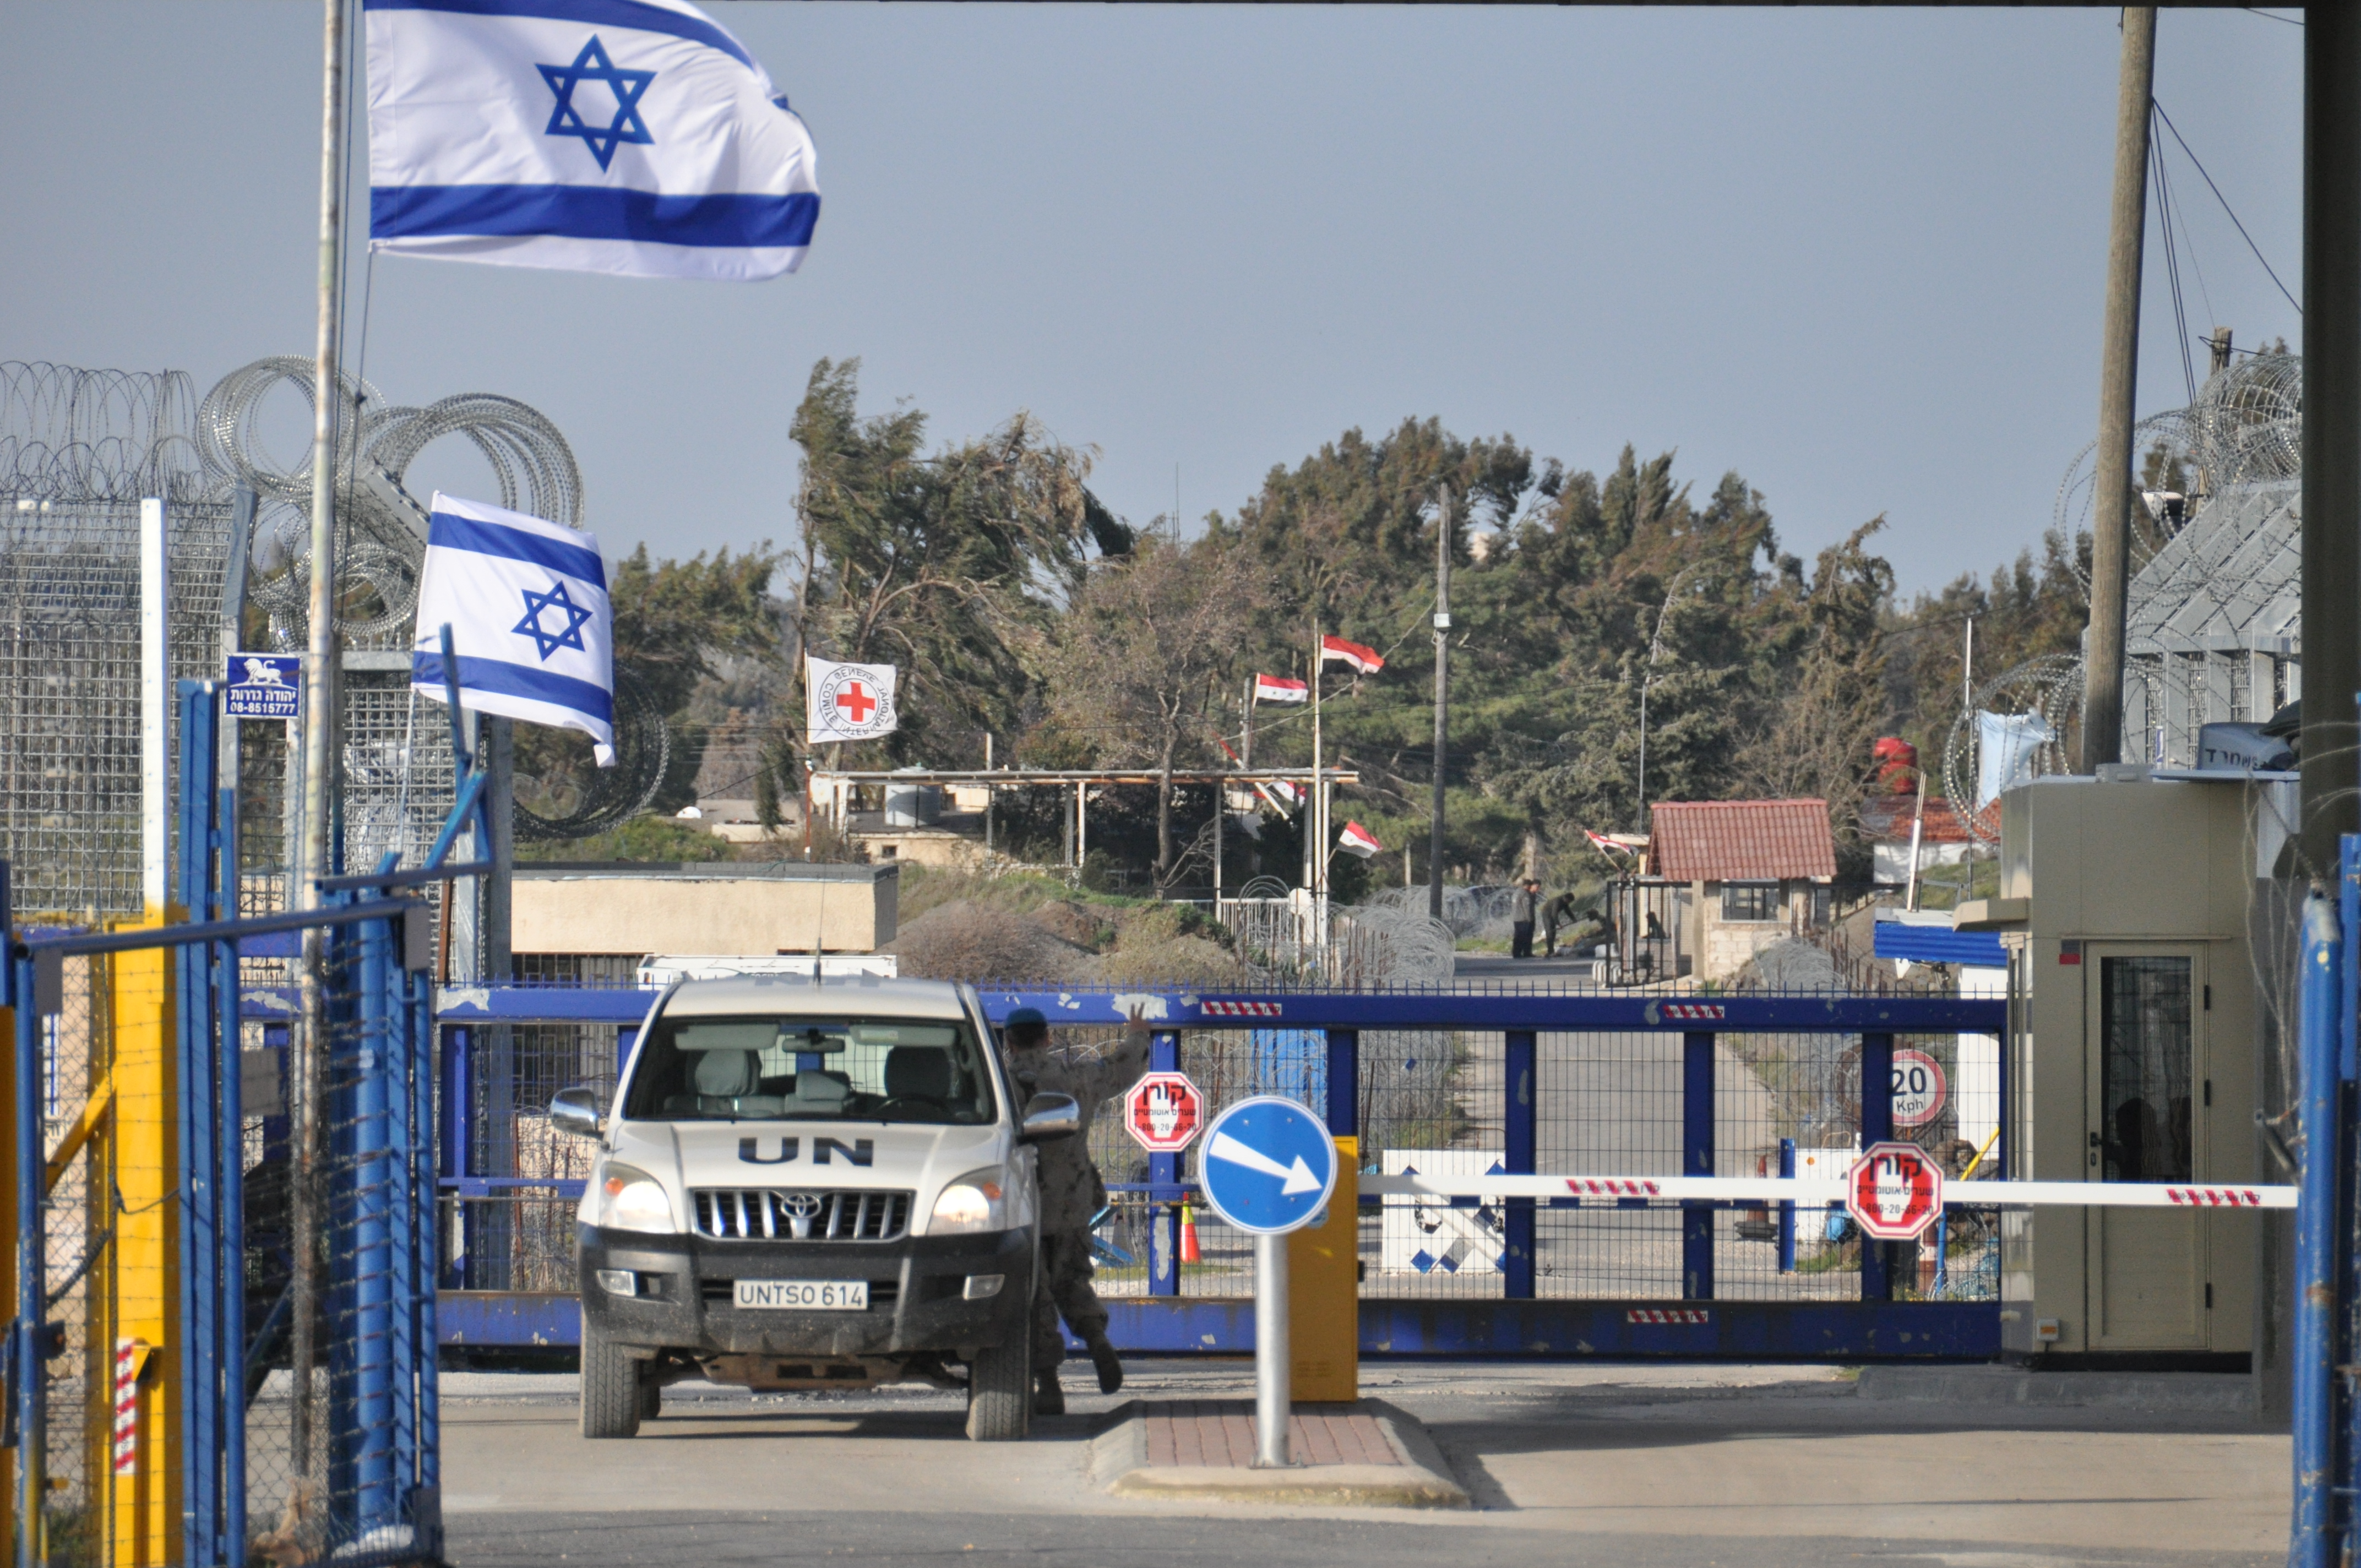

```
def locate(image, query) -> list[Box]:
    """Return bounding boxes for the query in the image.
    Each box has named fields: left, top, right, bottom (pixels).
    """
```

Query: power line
left=2150, top=105, right=2201, bottom=409
left=2151, top=97, right=2302, bottom=319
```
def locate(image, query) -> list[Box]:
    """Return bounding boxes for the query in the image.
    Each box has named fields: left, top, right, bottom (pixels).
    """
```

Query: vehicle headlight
left=929, top=1168, right=1008, bottom=1236
left=596, top=1162, right=675, bottom=1234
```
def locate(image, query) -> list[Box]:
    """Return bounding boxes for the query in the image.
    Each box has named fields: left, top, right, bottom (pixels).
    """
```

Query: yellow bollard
left=105, top=932, right=178, bottom=1568
left=1288, top=1135, right=1359, bottom=1402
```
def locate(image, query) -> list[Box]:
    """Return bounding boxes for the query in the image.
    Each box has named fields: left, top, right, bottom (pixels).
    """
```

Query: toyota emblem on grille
left=780, top=1193, right=825, bottom=1239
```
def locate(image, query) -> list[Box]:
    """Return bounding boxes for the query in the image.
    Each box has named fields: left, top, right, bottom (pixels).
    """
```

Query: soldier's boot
left=1087, top=1333, right=1124, bottom=1395
left=1033, top=1368, right=1066, bottom=1416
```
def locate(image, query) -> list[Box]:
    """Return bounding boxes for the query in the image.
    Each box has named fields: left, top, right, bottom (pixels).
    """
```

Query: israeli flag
left=412, top=492, right=617, bottom=766
left=365, top=0, right=820, bottom=281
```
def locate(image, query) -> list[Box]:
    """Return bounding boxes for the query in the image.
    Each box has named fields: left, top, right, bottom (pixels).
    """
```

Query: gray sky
left=0, top=3, right=2304, bottom=596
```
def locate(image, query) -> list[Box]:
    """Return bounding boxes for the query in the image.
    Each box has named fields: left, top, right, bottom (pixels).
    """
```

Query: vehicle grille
left=690, top=1189, right=913, bottom=1242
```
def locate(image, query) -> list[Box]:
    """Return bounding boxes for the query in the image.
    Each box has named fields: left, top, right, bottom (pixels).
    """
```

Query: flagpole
left=292, top=0, right=347, bottom=1480
left=1311, top=631, right=1325, bottom=950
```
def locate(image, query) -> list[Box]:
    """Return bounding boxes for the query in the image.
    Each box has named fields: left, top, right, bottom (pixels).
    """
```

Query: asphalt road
left=437, top=1360, right=2286, bottom=1568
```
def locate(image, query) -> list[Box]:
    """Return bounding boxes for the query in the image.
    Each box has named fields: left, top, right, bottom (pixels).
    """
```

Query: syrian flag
left=1583, top=828, right=1638, bottom=857
left=1259, top=778, right=1304, bottom=813
left=1336, top=820, right=1384, bottom=858
left=1254, top=673, right=1309, bottom=704
left=1320, top=635, right=1384, bottom=676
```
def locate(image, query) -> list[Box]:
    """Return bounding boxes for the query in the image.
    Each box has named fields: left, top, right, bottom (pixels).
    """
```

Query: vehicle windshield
left=621, top=1014, right=1000, bottom=1125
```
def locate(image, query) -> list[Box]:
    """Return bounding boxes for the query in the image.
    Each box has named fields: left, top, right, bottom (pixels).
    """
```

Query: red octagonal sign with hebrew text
left=1123, top=1071, right=1205, bottom=1154
left=1846, top=1141, right=1944, bottom=1241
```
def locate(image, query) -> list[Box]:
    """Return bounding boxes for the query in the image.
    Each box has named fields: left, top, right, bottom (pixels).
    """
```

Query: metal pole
left=2080, top=6, right=2155, bottom=772
left=140, top=499, right=169, bottom=917
left=2303, top=10, right=2361, bottom=873
left=1504, top=1031, right=1536, bottom=1298
left=1682, top=1032, right=1715, bottom=1300
left=1860, top=1032, right=1895, bottom=1302
left=14, top=952, right=45, bottom=1568
left=2291, top=880, right=2342, bottom=1567
left=1253, top=1231, right=1291, bottom=1467
left=1310, top=635, right=1321, bottom=902
left=1777, top=1137, right=1798, bottom=1274
left=292, top=0, right=346, bottom=1479
left=1430, top=491, right=1450, bottom=923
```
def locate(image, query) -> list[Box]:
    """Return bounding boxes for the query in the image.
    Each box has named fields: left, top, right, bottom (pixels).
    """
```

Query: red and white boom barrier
left=1360, top=1173, right=2295, bottom=1208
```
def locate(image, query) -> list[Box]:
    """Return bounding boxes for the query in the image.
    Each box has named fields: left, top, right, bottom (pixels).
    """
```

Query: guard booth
left=1961, top=767, right=2291, bottom=1364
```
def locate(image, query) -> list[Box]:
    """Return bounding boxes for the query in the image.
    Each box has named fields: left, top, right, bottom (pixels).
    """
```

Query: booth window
left=1720, top=883, right=1781, bottom=922
left=2098, top=955, right=2194, bottom=1182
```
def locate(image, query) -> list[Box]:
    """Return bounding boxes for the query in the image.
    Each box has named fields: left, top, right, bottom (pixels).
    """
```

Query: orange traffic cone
left=1178, top=1204, right=1202, bottom=1263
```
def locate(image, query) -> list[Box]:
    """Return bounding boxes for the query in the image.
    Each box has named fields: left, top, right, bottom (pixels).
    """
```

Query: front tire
left=580, top=1320, right=643, bottom=1439
left=965, top=1275, right=1035, bottom=1442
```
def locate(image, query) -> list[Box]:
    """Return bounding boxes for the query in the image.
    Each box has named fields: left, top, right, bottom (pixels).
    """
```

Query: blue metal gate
left=437, top=983, right=2007, bottom=1359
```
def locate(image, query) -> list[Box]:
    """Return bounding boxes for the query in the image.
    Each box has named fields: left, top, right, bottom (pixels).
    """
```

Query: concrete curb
left=1856, top=1363, right=2257, bottom=1414
left=1090, top=1399, right=1470, bottom=1509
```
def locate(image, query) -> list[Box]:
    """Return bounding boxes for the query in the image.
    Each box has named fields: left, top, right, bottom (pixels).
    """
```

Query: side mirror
left=1020, top=1091, right=1080, bottom=1142
left=548, top=1085, right=605, bottom=1140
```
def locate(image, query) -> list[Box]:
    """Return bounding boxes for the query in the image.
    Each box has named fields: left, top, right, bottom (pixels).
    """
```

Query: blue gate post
left=175, top=680, right=224, bottom=1566
left=410, top=966, right=442, bottom=1555
left=351, top=910, right=398, bottom=1531
left=1860, top=1032, right=1895, bottom=1301
left=2292, top=862, right=2348, bottom=1567
left=440, top=1028, right=472, bottom=1289
left=1324, top=1030, right=1358, bottom=1140
left=1148, top=1030, right=1181, bottom=1297
left=1682, top=1033, right=1714, bottom=1300
left=1777, top=1137, right=1797, bottom=1273
left=2341, top=834, right=2361, bottom=1545
left=12, top=941, right=45, bottom=1568
left=1504, top=1032, right=1537, bottom=1297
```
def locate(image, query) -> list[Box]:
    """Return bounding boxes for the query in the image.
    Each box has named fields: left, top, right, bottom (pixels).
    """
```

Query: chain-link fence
left=12, top=889, right=442, bottom=1566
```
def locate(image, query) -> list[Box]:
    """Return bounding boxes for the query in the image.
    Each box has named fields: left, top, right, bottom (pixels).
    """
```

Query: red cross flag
left=1336, top=820, right=1384, bottom=858
left=1255, top=673, right=1309, bottom=704
left=805, top=657, right=899, bottom=743
left=1320, top=635, right=1384, bottom=676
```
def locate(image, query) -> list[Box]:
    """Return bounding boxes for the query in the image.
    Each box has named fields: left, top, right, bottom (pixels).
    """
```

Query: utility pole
left=1429, top=489, right=1450, bottom=924
left=2303, top=14, right=2361, bottom=877
left=2210, top=325, right=2233, bottom=378
left=2080, top=5, right=2156, bottom=772
left=287, top=0, right=347, bottom=1482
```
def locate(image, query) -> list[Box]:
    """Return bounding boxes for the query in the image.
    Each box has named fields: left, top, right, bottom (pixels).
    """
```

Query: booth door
left=2082, top=946, right=2210, bottom=1351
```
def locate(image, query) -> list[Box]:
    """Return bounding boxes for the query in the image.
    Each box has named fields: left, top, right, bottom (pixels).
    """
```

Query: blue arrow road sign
left=1195, top=1096, right=1338, bottom=1235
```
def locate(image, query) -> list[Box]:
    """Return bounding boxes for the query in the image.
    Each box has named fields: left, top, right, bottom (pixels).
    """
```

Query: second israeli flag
left=412, top=492, right=616, bottom=766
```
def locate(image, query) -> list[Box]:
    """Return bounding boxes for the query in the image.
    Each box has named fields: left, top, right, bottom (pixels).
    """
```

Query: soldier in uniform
left=1002, top=1004, right=1152, bottom=1415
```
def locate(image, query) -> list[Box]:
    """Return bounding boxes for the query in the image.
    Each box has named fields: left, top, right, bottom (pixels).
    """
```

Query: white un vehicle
left=549, top=975, right=1077, bottom=1441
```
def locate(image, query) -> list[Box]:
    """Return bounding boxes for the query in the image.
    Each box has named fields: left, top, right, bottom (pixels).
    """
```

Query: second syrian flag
left=1254, top=673, right=1309, bottom=704
left=1320, top=635, right=1384, bottom=676
left=1336, top=820, right=1384, bottom=858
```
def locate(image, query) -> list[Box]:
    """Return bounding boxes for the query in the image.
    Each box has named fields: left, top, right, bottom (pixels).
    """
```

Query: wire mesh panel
left=0, top=499, right=233, bottom=919
left=451, top=956, right=634, bottom=1293
left=242, top=913, right=440, bottom=1566
left=1527, top=1031, right=1686, bottom=1299
left=36, top=954, right=109, bottom=1566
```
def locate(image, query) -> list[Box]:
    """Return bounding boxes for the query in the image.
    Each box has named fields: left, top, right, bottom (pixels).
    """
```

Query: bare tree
left=1044, top=533, right=1251, bottom=892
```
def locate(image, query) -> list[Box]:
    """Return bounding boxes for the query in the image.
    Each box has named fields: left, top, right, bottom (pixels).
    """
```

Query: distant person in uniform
left=1001, top=1004, right=1152, bottom=1414
left=1510, top=878, right=1541, bottom=959
left=1545, top=893, right=1621, bottom=960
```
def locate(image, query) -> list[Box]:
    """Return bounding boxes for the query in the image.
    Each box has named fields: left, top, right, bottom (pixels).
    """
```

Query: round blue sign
left=1194, top=1096, right=1338, bottom=1235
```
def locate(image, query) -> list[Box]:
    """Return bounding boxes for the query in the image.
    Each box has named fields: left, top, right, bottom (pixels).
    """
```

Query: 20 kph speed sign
left=1890, top=1049, right=1947, bottom=1129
